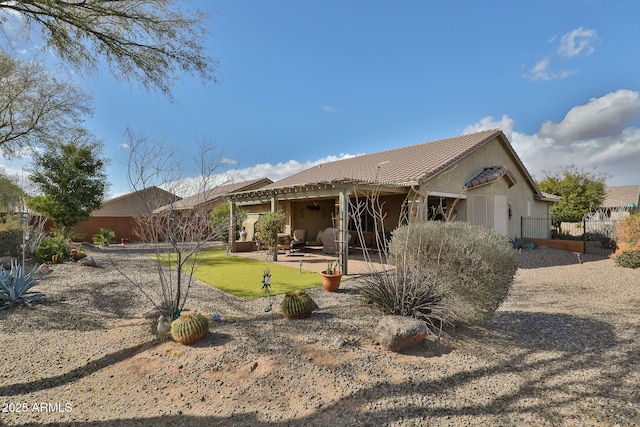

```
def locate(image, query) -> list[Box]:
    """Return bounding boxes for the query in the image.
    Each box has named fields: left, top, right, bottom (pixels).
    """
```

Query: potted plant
left=320, top=261, right=342, bottom=292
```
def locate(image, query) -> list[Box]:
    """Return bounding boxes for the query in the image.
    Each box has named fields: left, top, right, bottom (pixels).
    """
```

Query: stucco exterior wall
left=290, top=199, right=336, bottom=243
left=93, top=188, right=177, bottom=217
left=420, top=136, right=551, bottom=237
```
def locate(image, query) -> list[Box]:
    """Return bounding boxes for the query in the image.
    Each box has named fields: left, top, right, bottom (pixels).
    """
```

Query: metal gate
left=582, top=212, right=620, bottom=256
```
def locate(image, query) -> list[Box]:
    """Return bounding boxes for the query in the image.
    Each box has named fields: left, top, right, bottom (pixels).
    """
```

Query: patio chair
left=289, top=229, right=307, bottom=255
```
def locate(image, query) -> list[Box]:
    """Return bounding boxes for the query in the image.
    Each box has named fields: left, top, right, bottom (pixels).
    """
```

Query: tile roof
left=602, top=185, right=640, bottom=208
left=262, top=129, right=504, bottom=189
left=102, top=186, right=179, bottom=205
left=464, top=166, right=516, bottom=189
left=159, top=178, right=272, bottom=211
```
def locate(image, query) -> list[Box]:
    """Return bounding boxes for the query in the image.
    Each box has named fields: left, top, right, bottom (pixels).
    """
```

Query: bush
left=92, top=228, right=116, bottom=247
left=35, top=232, right=71, bottom=263
left=71, top=246, right=88, bottom=261
left=388, top=221, right=518, bottom=325
left=209, top=203, right=247, bottom=242
left=359, top=265, right=448, bottom=335
left=614, top=250, right=640, bottom=269
left=0, top=222, right=22, bottom=257
left=618, top=214, right=640, bottom=249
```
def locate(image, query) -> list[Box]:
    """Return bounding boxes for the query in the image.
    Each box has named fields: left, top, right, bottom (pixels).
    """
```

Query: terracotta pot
left=320, top=271, right=342, bottom=292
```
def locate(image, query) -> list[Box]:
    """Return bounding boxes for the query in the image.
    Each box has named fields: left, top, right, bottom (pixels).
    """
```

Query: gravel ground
left=0, top=244, right=639, bottom=426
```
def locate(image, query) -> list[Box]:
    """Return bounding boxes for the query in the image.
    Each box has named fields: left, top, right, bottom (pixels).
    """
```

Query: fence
left=520, top=217, right=552, bottom=239
left=521, top=216, right=620, bottom=256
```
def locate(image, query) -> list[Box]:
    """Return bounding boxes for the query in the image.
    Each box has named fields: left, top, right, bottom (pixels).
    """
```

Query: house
left=74, top=186, right=179, bottom=242
left=601, top=185, right=640, bottom=219
left=227, top=129, right=557, bottom=274
left=152, top=178, right=273, bottom=248
left=154, top=177, right=272, bottom=213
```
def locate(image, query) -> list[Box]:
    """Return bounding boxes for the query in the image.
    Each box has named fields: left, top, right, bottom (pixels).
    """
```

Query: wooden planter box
left=524, top=238, right=585, bottom=253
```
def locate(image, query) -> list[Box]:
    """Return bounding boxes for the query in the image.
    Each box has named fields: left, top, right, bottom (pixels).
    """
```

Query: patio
left=230, top=246, right=394, bottom=276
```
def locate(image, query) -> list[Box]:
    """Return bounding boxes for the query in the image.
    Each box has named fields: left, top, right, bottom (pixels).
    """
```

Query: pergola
left=227, top=179, right=415, bottom=275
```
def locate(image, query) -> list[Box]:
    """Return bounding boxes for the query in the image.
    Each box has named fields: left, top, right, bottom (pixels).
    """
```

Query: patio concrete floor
left=230, top=247, right=394, bottom=277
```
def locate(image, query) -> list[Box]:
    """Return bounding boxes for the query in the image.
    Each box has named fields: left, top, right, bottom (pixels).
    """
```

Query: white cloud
left=525, top=56, right=576, bottom=81
left=233, top=153, right=358, bottom=183
left=221, top=157, right=238, bottom=165
left=558, top=27, right=598, bottom=58
left=463, top=114, right=515, bottom=141
left=466, top=89, right=640, bottom=185
left=322, top=105, right=340, bottom=114
left=161, top=153, right=360, bottom=198
left=539, top=89, right=640, bottom=143
left=524, top=27, right=597, bottom=81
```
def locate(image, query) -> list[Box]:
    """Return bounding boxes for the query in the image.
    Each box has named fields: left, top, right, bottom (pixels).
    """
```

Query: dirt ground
left=1, top=245, right=639, bottom=426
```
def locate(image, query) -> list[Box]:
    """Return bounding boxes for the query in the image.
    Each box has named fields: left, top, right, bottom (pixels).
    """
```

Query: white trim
left=427, top=191, right=467, bottom=199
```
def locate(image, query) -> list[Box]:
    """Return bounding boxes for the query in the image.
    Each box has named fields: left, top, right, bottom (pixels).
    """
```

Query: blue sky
left=2, top=0, right=640, bottom=198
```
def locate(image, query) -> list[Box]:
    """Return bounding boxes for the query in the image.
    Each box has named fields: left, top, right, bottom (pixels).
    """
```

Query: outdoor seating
left=289, top=229, right=307, bottom=254
left=305, top=230, right=323, bottom=248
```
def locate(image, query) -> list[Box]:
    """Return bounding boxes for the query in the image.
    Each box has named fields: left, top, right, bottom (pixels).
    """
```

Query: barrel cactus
left=280, top=291, right=314, bottom=319
left=170, top=311, right=210, bottom=345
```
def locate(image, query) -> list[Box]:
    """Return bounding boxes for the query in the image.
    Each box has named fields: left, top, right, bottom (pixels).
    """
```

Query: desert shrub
left=359, top=265, right=448, bottom=335
left=584, top=231, right=616, bottom=249
left=35, top=231, right=71, bottom=263
left=0, top=222, right=22, bottom=257
left=552, top=231, right=583, bottom=241
left=614, top=250, right=640, bottom=269
left=71, top=246, right=88, bottom=261
left=618, top=214, right=640, bottom=249
left=388, top=221, right=518, bottom=325
left=92, top=228, right=116, bottom=246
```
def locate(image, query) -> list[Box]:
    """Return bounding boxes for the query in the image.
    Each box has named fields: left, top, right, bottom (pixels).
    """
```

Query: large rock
left=78, top=256, right=97, bottom=267
left=373, top=315, right=428, bottom=352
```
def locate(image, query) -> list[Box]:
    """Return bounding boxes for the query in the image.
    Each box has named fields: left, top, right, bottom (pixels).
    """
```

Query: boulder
left=78, top=256, right=97, bottom=267
left=373, top=315, right=428, bottom=352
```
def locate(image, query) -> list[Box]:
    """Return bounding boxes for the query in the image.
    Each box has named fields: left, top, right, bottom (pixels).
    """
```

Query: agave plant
left=0, top=260, right=51, bottom=310
left=92, top=228, right=116, bottom=247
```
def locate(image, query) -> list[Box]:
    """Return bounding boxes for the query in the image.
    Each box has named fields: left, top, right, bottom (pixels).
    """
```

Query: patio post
left=229, top=200, right=237, bottom=253
left=339, top=188, right=350, bottom=275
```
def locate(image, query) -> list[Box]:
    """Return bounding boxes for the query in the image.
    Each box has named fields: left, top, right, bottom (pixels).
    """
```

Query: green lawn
left=192, top=249, right=323, bottom=299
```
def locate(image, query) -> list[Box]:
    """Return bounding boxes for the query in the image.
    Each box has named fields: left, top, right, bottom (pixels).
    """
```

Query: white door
left=493, top=195, right=508, bottom=236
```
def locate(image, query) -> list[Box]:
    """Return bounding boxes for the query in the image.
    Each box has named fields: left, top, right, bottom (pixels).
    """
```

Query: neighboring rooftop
left=155, top=178, right=273, bottom=212
left=602, top=185, right=640, bottom=208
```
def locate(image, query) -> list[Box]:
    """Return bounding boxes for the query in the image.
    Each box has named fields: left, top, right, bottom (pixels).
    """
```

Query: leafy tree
left=0, top=169, right=25, bottom=213
left=210, top=203, right=247, bottom=243
left=256, top=211, right=286, bottom=261
left=27, top=129, right=108, bottom=237
left=0, top=53, right=92, bottom=157
left=0, top=0, right=217, bottom=97
left=537, top=165, right=607, bottom=224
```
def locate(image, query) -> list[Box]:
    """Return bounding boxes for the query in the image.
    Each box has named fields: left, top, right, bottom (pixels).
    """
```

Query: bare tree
left=114, top=129, right=226, bottom=320
left=0, top=53, right=91, bottom=157
left=0, top=0, right=218, bottom=98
